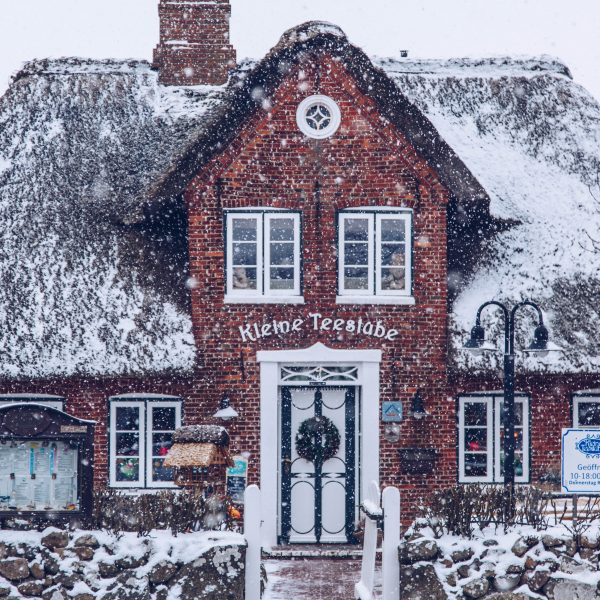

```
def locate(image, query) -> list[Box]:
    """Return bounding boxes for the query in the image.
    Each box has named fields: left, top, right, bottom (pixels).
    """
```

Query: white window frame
left=458, top=393, right=530, bottom=484
left=493, top=396, right=529, bottom=484
left=458, top=396, right=494, bottom=483
left=337, top=209, right=414, bottom=305
left=109, top=398, right=182, bottom=489
left=573, top=393, right=600, bottom=428
left=375, top=213, right=412, bottom=297
left=338, top=213, right=374, bottom=297
left=225, top=210, right=302, bottom=303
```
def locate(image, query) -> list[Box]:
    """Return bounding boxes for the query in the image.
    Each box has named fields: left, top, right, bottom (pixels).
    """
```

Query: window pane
left=344, top=218, right=369, bottom=241
left=232, top=267, right=257, bottom=290
left=152, top=458, right=174, bottom=482
left=381, top=244, right=405, bottom=266
left=344, top=267, right=369, bottom=290
left=270, top=218, right=294, bottom=241
left=578, top=402, right=600, bottom=426
left=381, top=268, right=405, bottom=291
left=345, top=243, right=368, bottom=265
left=464, top=454, right=487, bottom=477
left=380, top=218, right=405, bottom=242
left=116, top=407, right=139, bottom=431
left=270, top=267, right=294, bottom=289
left=232, top=243, right=257, bottom=266
left=498, top=401, right=524, bottom=426
left=499, top=452, right=524, bottom=478
left=153, top=432, right=174, bottom=456
left=464, top=428, right=487, bottom=451
left=116, top=433, right=140, bottom=456
left=270, top=243, right=294, bottom=265
left=464, top=403, right=487, bottom=426
left=152, top=407, right=176, bottom=431
left=232, top=218, right=257, bottom=241
left=116, top=458, right=140, bottom=482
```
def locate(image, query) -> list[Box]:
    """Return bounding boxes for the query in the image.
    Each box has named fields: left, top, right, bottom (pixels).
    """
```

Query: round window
left=296, top=95, right=341, bottom=139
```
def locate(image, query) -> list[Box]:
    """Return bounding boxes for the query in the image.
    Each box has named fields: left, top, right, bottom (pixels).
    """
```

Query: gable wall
left=185, top=54, right=453, bottom=517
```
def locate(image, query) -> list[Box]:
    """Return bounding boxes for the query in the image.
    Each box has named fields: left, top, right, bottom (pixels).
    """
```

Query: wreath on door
left=295, top=416, right=341, bottom=463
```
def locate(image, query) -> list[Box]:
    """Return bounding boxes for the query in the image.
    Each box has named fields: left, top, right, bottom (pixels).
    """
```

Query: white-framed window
left=225, top=210, right=302, bottom=303
left=109, top=396, right=182, bottom=489
left=337, top=210, right=413, bottom=304
left=573, top=392, right=600, bottom=427
left=458, top=393, right=529, bottom=483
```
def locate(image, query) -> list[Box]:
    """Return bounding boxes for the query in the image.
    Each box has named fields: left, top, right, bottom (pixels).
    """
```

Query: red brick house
left=0, top=0, right=599, bottom=545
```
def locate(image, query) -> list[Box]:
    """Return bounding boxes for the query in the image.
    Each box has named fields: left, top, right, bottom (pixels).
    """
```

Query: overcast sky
left=0, top=0, right=599, bottom=100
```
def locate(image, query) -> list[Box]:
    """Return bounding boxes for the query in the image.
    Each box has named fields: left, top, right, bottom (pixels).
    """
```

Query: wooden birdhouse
left=164, top=425, right=233, bottom=495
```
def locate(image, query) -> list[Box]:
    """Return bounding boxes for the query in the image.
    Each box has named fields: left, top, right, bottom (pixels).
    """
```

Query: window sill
left=336, top=295, right=415, bottom=305
left=224, top=295, right=305, bottom=305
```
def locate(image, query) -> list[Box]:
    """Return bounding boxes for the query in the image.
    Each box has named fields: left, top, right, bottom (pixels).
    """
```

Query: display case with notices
left=0, top=403, right=94, bottom=522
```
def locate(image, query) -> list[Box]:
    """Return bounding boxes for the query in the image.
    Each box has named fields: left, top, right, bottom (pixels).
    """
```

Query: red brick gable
left=183, top=52, right=454, bottom=512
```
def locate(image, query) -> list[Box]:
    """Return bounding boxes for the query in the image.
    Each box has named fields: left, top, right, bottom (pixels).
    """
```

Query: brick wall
left=153, top=0, right=236, bottom=86
left=184, top=54, right=453, bottom=519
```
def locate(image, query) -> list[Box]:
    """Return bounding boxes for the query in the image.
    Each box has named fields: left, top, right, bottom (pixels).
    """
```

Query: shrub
left=91, top=488, right=208, bottom=536
left=420, top=485, right=551, bottom=538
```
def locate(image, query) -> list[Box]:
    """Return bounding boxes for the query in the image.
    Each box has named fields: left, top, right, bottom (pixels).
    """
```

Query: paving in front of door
left=263, top=558, right=382, bottom=599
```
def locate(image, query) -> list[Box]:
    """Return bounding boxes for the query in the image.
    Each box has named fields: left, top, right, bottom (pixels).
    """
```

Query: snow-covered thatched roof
left=0, top=58, right=226, bottom=378
left=379, top=56, right=600, bottom=372
left=1, top=25, right=599, bottom=378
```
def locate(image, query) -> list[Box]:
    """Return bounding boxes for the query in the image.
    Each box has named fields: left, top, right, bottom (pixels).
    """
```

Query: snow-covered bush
left=421, top=485, right=550, bottom=538
left=92, top=489, right=207, bottom=536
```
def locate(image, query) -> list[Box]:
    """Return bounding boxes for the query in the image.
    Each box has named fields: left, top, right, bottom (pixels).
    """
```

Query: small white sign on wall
left=561, top=428, right=600, bottom=493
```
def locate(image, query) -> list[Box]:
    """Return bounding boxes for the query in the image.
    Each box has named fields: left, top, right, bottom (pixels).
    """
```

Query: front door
left=280, top=386, right=357, bottom=544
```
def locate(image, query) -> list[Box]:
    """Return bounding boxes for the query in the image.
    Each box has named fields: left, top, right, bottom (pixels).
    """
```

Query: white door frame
left=257, top=342, right=382, bottom=547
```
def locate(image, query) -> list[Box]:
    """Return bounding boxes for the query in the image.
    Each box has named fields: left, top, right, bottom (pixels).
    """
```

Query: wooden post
left=355, top=480, right=380, bottom=600
left=382, top=487, right=400, bottom=600
left=244, top=485, right=261, bottom=600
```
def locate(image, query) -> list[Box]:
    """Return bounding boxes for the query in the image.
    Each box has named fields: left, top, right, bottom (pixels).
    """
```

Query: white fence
left=355, top=481, right=400, bottom=600
left=244, top=485, right=262, bottom=600
left=243, top=482, right=400, bottom=600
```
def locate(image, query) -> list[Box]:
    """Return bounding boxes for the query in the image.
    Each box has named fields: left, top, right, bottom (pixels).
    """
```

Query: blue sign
left=562, top=429, right=600, bottom=493
left=576, top=436, right=600, bottom=457
left=382, top=401, right=403, bottom=423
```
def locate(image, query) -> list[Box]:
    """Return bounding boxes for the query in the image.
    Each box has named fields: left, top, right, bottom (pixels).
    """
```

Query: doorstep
left=263, top=544, right=378, bottom=559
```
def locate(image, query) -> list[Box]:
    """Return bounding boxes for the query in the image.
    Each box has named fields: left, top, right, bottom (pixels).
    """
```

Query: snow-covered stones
left=0, top=529, right=246, bottom=600
left=399, top=526, right=600, bottom=599
left=399, top=537, right=440, bottom=563
left=41, top=530, right=69, bottom=552
left=148, top=560, right=178, bottom=584
left=399, top=563, right=447, bottom=600
left=463, top=576, right=490, bottom=599
left=0, top=557, right=29, bottom=581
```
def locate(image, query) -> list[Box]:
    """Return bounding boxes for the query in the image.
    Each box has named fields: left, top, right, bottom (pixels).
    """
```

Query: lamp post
left=464, top=300, right=559, bottom=521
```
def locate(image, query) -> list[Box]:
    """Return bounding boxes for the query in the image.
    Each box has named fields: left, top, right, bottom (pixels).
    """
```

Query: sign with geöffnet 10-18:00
left=561, top=429, right=600, bottom=493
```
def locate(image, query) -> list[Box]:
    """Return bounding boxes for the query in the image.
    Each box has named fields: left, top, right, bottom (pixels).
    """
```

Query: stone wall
left=400, top=527, right=600, bottom=600
left=0, top=528, right=246, bottom=600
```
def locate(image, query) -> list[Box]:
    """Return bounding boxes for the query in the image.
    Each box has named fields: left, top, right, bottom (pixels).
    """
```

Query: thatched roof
left=1, top=24, right=599, bottom=376
left=378, top=56, right=600, bottom=372
left=0, top=59, right=223, bottom=378
left=164, top=442, right=233, bottom=468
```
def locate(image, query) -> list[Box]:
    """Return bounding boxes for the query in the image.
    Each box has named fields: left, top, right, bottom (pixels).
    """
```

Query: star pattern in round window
left=305, top=103, right=332, bottom=131
left=296, top=95, right=341, bottom=139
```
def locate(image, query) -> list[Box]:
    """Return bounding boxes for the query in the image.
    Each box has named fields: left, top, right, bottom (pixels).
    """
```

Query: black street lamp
left=464, top=300, right=560, bottom=520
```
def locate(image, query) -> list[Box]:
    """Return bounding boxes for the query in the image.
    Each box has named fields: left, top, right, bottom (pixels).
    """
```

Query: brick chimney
left=153, top=0, right=236, bottom=86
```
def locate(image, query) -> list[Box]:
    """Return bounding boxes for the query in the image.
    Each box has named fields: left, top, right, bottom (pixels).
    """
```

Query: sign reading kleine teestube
left=561, top=429, right=600, bottom=493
